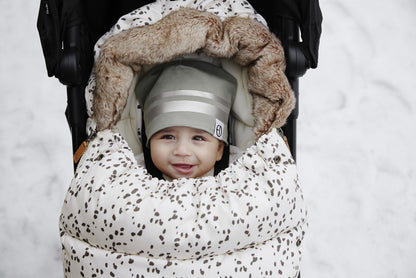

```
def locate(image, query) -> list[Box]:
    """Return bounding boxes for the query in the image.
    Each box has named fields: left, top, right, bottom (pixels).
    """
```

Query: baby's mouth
left=172, top=164, right=195, bottom=175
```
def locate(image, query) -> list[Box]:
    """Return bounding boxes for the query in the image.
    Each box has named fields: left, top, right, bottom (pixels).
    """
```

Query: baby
left=135, top=59, right=237, bottom=180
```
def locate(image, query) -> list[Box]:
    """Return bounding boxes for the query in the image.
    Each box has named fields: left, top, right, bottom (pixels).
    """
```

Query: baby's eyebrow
left=192, top=128, right=209, bottom=134
left=157, top=128, right=175, bottom=133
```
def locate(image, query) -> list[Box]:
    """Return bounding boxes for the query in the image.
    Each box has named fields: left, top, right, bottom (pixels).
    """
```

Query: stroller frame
left=37, top=0, right=322, bottom=168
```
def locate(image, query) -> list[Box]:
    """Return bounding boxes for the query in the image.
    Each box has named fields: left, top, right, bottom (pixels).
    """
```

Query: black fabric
left=37, top=0, right=64, bottom=77
left=37, top=0, right=93, bottom=86
left=214, top=145, right=230, bottom=176
left=82, top=0, right=154, bottom=48
left=249, top=0, right=322, bottom=68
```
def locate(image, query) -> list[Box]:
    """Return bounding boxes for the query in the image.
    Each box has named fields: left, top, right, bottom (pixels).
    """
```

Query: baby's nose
left=173, top=141, right=191, bottom=156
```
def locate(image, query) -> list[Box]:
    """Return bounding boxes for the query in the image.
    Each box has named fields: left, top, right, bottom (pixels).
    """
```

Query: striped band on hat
left=135, top=59, right=237, bottom=144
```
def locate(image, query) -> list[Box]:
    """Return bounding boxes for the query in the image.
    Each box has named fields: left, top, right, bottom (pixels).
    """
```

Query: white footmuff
left=59, top=0, right=307, bottom=277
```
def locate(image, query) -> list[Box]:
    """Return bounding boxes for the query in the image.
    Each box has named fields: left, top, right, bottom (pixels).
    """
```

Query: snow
left=0, top=0, right=415, bottom=277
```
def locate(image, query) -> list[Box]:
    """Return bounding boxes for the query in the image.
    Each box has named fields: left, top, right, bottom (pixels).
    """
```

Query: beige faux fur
left=92, top=7, right=295, bottom=138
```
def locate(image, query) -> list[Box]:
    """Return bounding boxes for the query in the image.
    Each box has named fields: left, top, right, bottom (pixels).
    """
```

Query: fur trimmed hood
left=91, top=6, right=295, bottom=139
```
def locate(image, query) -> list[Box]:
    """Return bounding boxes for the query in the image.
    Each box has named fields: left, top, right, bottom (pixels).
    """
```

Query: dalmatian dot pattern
left=71, top=1, right=307, bottom=277
left=60, top=129, right=307, bottom=277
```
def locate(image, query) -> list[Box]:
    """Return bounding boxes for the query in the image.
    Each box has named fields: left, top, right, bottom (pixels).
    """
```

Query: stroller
left=38, top=0, right=322, bottom=277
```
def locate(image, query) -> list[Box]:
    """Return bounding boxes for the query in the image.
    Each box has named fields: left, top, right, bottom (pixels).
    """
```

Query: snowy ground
left=1, top=0, right=415, bottom=277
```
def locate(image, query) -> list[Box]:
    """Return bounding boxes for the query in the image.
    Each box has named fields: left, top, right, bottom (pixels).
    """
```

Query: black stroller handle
left=250, top=0, right=322, bottom=160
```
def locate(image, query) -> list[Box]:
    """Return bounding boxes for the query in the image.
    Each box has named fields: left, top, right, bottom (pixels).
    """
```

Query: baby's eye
left=161, top=134, right=175, bottom=140
left=193, top=135, right=206, bottom=141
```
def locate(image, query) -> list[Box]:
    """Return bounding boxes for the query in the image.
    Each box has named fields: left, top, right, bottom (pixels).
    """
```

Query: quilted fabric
left=60, top=129, right=306, bottom=277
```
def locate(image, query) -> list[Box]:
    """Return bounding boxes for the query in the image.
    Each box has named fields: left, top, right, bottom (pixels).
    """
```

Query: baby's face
left=149, top=126, right=224, bottom=179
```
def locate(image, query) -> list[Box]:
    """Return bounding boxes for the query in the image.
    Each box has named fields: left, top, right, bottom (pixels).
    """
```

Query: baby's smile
left=171, top=163, right=195, bottom=175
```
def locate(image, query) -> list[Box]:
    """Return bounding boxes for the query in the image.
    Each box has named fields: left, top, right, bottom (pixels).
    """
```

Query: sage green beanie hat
left=135, top=60, right=237, bottom=144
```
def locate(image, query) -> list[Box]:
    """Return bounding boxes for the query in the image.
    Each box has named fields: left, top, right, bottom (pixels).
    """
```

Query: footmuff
left=59, top=0, right=307, bottom=277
